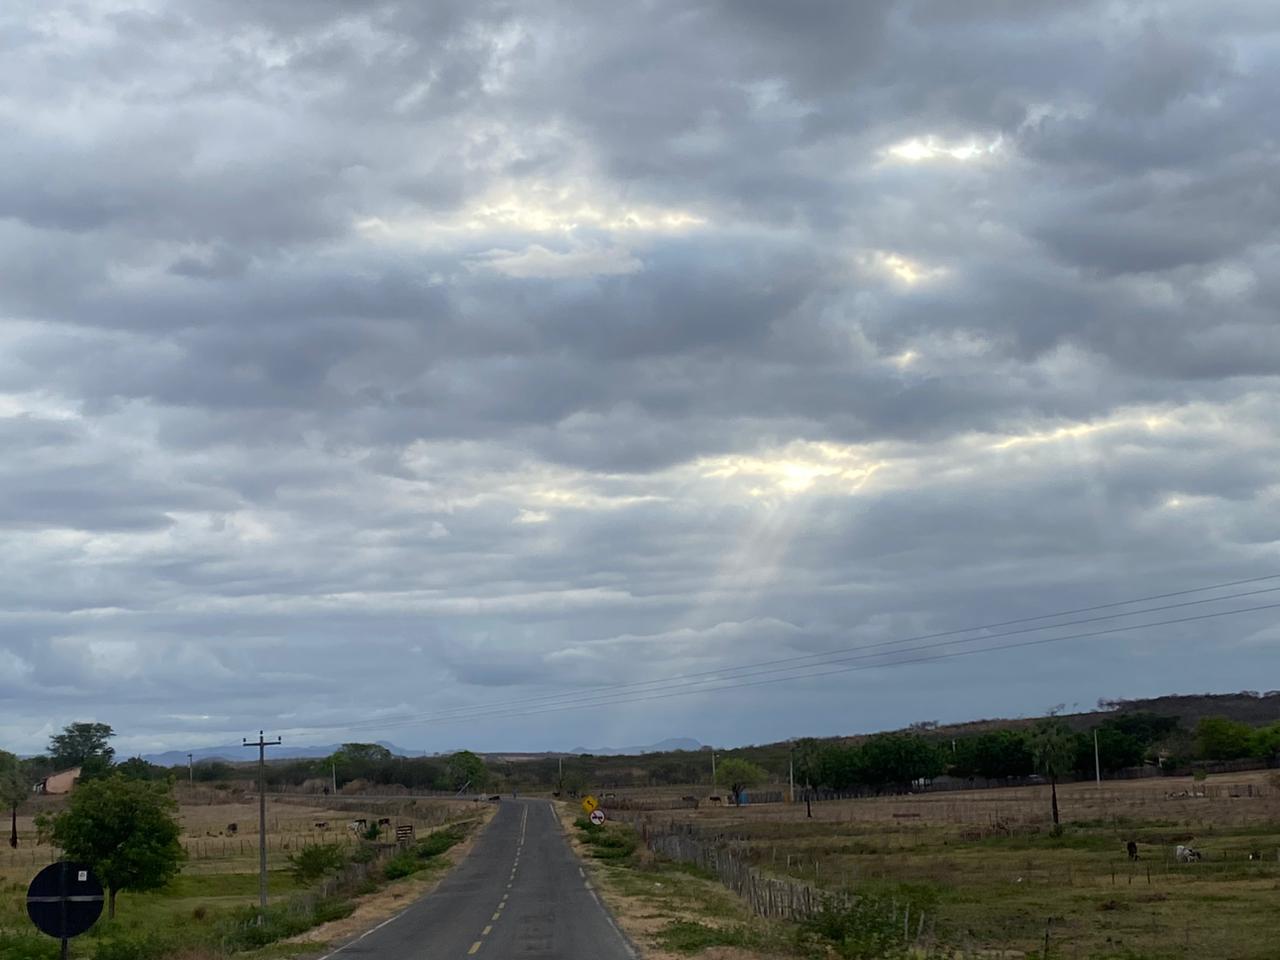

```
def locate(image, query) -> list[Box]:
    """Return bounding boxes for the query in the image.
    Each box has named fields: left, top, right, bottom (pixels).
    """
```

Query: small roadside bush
left=92, top=930, right=173, bottom=960
left=0, top=932, right=60, bottom=960
left=288, top=842, right=347, bottom=883
left=219, top=909, right=308, bottom=949
left=350, top=843, right=379, bottom=864
left=415, top=824, right=468, bottom=859
left=382, top=851, right=420, bottom=880
left=657, top=920, right=757, bottom=953
left=801, top=897, right=910, bottom=960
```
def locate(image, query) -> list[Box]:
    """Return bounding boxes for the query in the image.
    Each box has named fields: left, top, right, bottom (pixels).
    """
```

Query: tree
left=1250, top=722, right=1280, bottom=759
left=49, top=722, right=115, bottom=770
left=715, top=758, right=767, bottom=804
left=858, top=734, right=944, bottom=791
left=0, top=750, right=28, bottom=849
left=1030, top=719, right=1075, bottom=827
left=445, top=751, right=488, bottom=792
left=792, top=738, right=825, bottom=790
left=1195, top=716, right=1253, bottom=761
left=41, top=775, right=185, bottom=918
left=965, top=731, right=1034, bottom=780
left=115, top=757, right=165, bottom=782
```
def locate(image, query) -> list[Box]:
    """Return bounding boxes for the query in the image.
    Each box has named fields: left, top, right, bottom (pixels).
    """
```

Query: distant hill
left=569, top=737, right=703, bottom=756
left=139, top=740, right=426, bottom=766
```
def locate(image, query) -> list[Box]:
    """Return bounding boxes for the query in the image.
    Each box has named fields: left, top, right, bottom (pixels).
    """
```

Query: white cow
left=1176, top=844, right=1202, bottom=863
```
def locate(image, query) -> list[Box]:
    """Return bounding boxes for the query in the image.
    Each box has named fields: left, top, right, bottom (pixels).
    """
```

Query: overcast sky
left=2, top=1, right=1279, bottom=758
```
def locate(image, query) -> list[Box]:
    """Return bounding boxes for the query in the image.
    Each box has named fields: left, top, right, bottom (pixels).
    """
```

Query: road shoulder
left=552, top=802, right=790, bottom=960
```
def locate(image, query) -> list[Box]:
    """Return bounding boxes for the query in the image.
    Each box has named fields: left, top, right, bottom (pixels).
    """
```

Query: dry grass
left=615, top=770, right=1280, bottom=959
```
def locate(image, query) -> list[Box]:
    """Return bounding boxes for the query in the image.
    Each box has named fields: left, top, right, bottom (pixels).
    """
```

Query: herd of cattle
left=1124, top=839, right=1266, bottom=863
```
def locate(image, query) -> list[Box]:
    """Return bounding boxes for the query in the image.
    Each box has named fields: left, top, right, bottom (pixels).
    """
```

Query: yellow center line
left=491, top=911, right=500, bottom=921
left=468, top=942, right=481, bottom=955
left=482, top=925, right=492, bottom=936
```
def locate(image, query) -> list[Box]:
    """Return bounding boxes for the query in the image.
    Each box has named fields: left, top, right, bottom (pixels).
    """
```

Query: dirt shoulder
left=553, top=802, right=790, bottom=960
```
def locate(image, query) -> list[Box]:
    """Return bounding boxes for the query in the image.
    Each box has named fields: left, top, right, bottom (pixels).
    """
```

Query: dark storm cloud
left=1, top=0, right=1277, bottom=754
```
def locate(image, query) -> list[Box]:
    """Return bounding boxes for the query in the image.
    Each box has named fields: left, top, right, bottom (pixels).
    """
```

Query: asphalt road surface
left=320, top=798, right=635, bottom=959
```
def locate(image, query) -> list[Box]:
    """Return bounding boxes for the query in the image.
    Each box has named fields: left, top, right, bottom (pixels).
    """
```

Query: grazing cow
left=603, top=793, right=616, bottom=800
left=1176, top=845, right=1202, bottom=863
left=1126, top=840, right=1139, bottom=861
left=349, top=819, right=368, bottom=833
left=378, top=818, right=392, bottom=827
left=314, top=822, right=328, bottom=830
left=708, top=795, right=722, bottom=805
left=1249, top=850, right=1262, bottom=861
left=226, top=823, right=238, bottom=835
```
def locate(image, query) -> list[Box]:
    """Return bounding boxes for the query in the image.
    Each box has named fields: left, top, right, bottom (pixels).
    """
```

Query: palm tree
left=1030, top=720, right=1075, bottom=828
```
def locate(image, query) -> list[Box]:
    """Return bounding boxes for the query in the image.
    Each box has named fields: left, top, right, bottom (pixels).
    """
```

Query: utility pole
left=187, top=753, right=193, bottom=786
left=331, top=762, right=337, bottom=795
left=1094, top=730, right=1102, bottom=786
left=243, top=731, right=281, bottom=913
left=711, top=748, right=716, bottom=786
left=557, top=756, right=563, bottom=793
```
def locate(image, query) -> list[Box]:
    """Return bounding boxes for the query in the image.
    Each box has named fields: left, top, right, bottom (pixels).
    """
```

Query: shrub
left=92, top=931, right=174, bottom=960
left=416, top=824, right=467, bottom=859
left=218, top=905, right=314, bottom=949
left=0, top=933, right=60, bottom=960
left=288, top=842, right=347, bottom=883
left=350, top=843, right=379, bottom=864
left=382, top=851, right=420, bottom=880
left=312, top=897, right=356, bottom=924
left=802, top=897, right=910, bottom=960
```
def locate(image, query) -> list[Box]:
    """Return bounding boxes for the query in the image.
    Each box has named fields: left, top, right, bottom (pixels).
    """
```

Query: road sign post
left=27, top=861, right=104, bottom=959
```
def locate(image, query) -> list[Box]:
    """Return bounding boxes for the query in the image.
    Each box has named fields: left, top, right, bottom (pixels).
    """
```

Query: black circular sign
left=26, top=861, right=104, bottom=939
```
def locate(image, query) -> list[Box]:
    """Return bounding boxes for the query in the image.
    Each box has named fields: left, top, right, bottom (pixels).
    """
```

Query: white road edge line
left=312, top=908, right=405, bottom=960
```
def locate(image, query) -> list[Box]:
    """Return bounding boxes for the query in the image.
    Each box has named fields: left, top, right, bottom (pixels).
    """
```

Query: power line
left=286, top=593, right=1280, bottom=736
left=317, top=579, right=1280, bottom=733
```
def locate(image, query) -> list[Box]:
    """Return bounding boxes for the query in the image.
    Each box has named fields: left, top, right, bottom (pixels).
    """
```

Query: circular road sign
left=581, top=795, right=599, bottom=815
left=589, top=809, right=606, bottom=826
left=27, top=861, right=104, bottom=940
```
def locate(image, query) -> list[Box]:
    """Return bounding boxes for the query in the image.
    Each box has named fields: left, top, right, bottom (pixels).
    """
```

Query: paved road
left=321, top=798, right=634, bottom=959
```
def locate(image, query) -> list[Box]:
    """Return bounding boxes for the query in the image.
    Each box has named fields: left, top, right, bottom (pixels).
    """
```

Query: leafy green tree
left=858, top=734, right=944, bottom=791
left=1077, top=727, right=1144, bottom=774
left=0, top=751, right=28, bottom=849
left=715, top=758, right=767, bottom=803
left=41, top=775, right=185, bottom=918
left=791, top=738, right=825, bottom=789
left=115, top=757, right=165, bottom=782
left=814, top=743, right=865, bottom=790
left=964, top=730, right=1034, bottom=780
left=1195, top=716, right=1253, bottom=760
left=48, top=722, right=115, bottom=770
left=1250, top=722, right=1280, bottom=759
left=445, top=751, right=488, bottom=792
left=287, top=843, right=346, bottom=884
left=1030, top=719, right=1075, bottom=827
left=1102, top=712, right=1180, bottom=747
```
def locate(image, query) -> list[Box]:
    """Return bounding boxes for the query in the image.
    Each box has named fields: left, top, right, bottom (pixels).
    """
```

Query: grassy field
left=0, top=792, right=487, bottom=958
left=584, top=770, right=1280, bottom=959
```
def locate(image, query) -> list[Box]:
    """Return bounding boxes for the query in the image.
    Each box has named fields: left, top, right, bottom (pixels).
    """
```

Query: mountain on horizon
left=138, top=740, right=427, bottom=766
left=568, top=737, right=703, bottom=756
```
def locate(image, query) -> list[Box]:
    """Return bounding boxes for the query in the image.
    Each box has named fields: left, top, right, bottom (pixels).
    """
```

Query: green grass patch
left=655, top=920, right=762, bottom=953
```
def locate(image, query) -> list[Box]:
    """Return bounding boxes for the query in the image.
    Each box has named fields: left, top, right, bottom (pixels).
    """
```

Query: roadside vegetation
left=575, top=770, right=1280, bottom=959
left=1, top=720, right=485, bottom=960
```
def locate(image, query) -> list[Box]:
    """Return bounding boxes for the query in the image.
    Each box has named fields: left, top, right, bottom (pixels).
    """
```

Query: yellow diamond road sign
left=581, top=795, right=599, bottom=814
